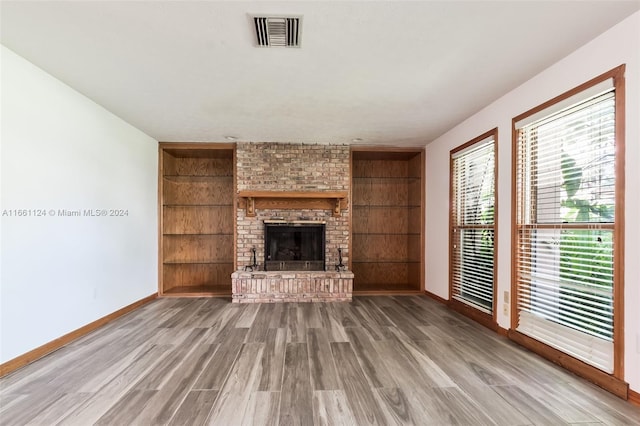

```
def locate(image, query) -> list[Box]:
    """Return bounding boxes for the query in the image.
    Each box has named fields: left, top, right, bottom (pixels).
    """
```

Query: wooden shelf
left=162, top=285, right=232, bottom=297
left=163, top=175, right=232, bottom=180
left=353, top=282, right=421, bottom=293
left=352, top=260, right=422, bottom=263
left=164, top=177, right=233, bottom=205
left=353, top=204, right=421, bottom=208
left=163, top=204, right=233, bottom=207
left=163, top=263, right=234, bottom=291
left=351, top=148, right=424, bottom=293
left=352, top=176, right=420, bottom=181
left=160, top=144, right=235, bottom=296
left=163, top=261, right=234, bottom=265
left=238, top=190, right=348, bottom=217
left=239, top=190, right=348, bottom=198
left=163, top=233, right=234, bottom=236
left=352, top=232, right=421, bottom=236
left=163, top=205, right=233, bottom=235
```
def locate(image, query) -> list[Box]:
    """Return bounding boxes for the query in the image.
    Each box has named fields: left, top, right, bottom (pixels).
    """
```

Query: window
left=513, top=66, right=624, bottom=377
left=450, top=130, right=497, bottom=320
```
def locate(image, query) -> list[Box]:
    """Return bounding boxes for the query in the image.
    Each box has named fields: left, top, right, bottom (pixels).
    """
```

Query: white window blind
left=515, top=87, right=616, bottom=373
left=451, top=136, right=495, bottom=314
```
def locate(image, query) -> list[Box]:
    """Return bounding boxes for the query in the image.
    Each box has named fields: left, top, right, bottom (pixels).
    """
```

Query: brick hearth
left=231, top=271, right=353, bottom=303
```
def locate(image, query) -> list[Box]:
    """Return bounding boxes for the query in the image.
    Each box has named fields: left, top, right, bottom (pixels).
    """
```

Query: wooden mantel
left=238, top=191, right=348, bottom=217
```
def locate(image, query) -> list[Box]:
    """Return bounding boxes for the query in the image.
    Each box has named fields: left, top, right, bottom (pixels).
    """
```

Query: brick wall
left=236, top=142, right=350, bottom=270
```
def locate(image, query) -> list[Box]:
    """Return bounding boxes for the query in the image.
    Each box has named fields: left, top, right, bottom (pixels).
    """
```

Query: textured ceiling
left=2, top=1, right=639, bottom=146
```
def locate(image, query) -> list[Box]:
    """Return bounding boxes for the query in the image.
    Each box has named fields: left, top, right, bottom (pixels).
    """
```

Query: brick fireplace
left=232, top=142, right=353, bottom=303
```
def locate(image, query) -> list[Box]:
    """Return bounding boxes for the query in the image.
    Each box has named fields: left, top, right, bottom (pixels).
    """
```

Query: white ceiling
left=2, top=1, right=639, bottom=147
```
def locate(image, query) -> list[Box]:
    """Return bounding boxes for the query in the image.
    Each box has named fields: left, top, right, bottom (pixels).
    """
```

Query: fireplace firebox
left=264, top=220, right=325, bottom=271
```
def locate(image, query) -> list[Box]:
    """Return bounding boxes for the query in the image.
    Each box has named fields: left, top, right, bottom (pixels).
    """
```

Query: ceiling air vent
left=253, top=16, right=301, bottom=47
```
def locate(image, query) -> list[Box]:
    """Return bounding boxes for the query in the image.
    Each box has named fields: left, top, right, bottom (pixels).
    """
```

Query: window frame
left=449, top=128, right=498, bottom=329
left=509, top=65, right=626, bottom=398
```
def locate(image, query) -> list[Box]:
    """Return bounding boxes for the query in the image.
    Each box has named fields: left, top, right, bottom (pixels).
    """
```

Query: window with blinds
left=514, top=74, right=621, bottom=374
left=450, top=131, right=496, bottom=316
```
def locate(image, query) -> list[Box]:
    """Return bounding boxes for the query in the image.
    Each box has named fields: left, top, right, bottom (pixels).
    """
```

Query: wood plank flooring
left=1, top=296, right=639, bottom=425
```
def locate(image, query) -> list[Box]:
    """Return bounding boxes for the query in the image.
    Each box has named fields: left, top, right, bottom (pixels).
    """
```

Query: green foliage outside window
left=558, top=151, right=614, bottom=339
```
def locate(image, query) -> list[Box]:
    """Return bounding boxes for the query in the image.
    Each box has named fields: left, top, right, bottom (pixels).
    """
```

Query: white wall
left=425, top=12, right=640, bottom=392
left=0, top=46, right=158, bottom=363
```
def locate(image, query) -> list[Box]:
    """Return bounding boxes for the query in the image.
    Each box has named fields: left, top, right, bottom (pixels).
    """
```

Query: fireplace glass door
left=265, top=222, right=325, bottom=271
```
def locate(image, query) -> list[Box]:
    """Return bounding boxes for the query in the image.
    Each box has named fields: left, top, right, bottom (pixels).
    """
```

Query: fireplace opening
left=264, top=220, right=325, bottom=271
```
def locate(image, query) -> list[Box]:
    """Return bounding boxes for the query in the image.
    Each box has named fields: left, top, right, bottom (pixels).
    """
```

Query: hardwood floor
left=1, top=296, right=639, bottom=425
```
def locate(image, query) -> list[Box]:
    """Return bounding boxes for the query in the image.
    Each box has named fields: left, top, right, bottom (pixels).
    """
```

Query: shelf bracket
left=333, top=198, right=341, bottom=217
left=246, top=197, right=255, bottom=217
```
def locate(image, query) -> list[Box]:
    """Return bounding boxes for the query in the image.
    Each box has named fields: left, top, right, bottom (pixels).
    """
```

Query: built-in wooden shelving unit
left=351, top=148, right=424, bottom=293
left=159, top=143, right=235, bottom=296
